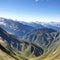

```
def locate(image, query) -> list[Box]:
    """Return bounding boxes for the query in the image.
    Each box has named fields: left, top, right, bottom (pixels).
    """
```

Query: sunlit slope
left=29, top=39, right=60, bottom=60
left=0, top=41, right=15, bottom=60
left=0, top=50, right=15, bottom=60
left=0, top=40, right=28, bottom=60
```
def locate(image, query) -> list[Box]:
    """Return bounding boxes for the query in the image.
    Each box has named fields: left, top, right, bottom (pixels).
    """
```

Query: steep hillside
left=24, top=28, right=56, bottom=49
left=0, top=27, right=44, bottom=60
left=0, top=43, right=16, bottom=60
left=29, top=39, right=60, bottom=60
left=0, top=26, right=60, bottom=60
left=0, top=18, right=34, bottom=37
left=0, top=40, right=28, bottom=60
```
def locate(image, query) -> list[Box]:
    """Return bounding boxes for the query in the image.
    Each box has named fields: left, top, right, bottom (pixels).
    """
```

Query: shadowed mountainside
left=0, top=26, right=60, bottom=60
left=0, top=27, right=44, bottom=60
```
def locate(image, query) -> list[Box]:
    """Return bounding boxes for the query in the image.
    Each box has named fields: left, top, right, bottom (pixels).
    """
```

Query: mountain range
left=0, top=18, right=34, bottom=37
left=0, top=17, right=60, bottom=60
left=0, top=17, right=60, bottom=37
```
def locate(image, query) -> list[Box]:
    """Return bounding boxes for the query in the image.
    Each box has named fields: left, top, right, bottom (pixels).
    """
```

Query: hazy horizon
left=0, top=0, right=60, bottom=22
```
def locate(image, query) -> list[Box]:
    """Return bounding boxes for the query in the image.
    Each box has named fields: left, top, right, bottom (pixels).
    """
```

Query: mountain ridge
left=0, top=18, right=60, bottom=60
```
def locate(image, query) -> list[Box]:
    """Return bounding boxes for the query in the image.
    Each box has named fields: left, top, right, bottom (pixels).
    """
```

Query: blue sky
left=0, top=0, right=60, bottom=22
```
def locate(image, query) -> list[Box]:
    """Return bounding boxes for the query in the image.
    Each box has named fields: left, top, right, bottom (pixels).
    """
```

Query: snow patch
left=0, top=22, right=6, bottom=26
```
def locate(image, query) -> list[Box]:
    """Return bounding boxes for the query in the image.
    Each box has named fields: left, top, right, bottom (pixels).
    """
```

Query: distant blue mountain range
left=0, top=17, right=60, bottom=37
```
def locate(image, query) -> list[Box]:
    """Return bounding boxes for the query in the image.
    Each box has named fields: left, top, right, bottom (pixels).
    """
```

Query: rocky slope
left=0, top=27, right=44, bottom=60
left=0, top=18, right=34, bottom=37
left=0, top=18, right=60, bottom=60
